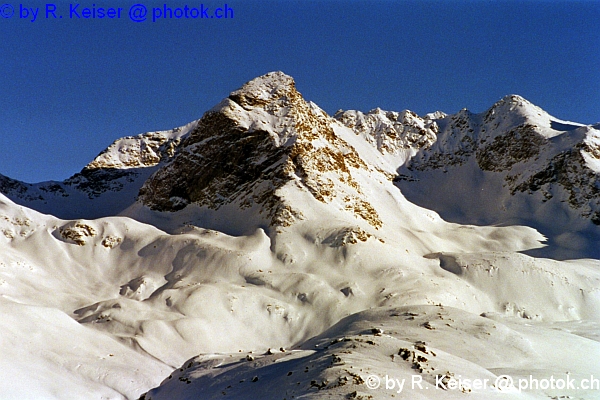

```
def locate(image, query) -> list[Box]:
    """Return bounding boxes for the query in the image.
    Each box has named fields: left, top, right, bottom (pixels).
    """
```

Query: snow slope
left=143, top=305, right=600, bottom=400
left=0, top=72, right=599, bottom=400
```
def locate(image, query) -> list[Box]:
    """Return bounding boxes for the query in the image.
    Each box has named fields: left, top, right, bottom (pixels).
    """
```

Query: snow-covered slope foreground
left=1, top=72, right=599, bottom=400
left=144, top=306, right=600, bottom=400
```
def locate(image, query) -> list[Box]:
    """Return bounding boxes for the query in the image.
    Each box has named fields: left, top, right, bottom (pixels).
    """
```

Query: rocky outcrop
left=507, top=138, right=600, bottom=224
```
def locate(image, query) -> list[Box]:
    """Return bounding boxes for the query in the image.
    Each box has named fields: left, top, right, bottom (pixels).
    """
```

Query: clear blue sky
left=1, top=0, right=598, bottom=183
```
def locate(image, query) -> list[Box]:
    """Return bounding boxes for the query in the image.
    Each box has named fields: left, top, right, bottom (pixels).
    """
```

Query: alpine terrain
left=1, top=72, right=599, bottom=400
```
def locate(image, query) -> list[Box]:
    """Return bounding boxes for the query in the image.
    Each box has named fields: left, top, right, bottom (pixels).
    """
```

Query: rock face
left=0, top=174, right=41, bottom=202
left=139, top=72, right=412, bottom=229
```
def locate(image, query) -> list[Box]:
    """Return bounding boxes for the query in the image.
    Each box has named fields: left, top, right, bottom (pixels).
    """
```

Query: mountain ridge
left=2, top=72, right=599, bottom=258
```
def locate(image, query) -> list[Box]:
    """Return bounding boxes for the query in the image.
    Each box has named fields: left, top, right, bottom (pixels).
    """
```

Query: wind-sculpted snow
left=2, top=187, right=599, bottom=399
left=0, top=73, right=599, bottom=399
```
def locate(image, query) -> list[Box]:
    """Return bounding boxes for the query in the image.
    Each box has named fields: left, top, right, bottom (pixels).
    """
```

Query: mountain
left=385, top=94, right=600, bottom=259
left=137, top=71, right=388, bottom=231
left=0, top=119, right=199, bottom=220
left=1, top=72, right=599, bottom=400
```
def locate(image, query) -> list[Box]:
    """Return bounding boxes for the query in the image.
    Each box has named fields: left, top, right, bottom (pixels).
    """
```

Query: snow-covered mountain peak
left=406, top=94, right=587, bottom=174
left=137, top=72, right=391, bottom=231
left=482, top=94, right=584, bottom=139
left=227, top=70, right=296, bottom=110
left=397, top=95, right=600, bottom=258
left=424, top=110, right=448, bottom=121
left=484, top=94, right=542, bottom=120
left=493, top=93, right=535, bottom=109
left=207, top=70, right=334, bottom=148
left=0, top=119, right=202, bottom=220
left=481, top=94, right=542, bottom=131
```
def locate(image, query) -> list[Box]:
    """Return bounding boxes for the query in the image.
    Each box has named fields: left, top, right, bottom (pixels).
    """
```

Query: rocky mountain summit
left=139, top=72, right=392, bottom=230
left=333, top=107, right=438, bottom=156
left=112, top=74, right=428, bottom=251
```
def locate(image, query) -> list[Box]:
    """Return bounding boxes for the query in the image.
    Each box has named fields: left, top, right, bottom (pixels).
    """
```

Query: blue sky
left=0, top=0, right=598, bottom=183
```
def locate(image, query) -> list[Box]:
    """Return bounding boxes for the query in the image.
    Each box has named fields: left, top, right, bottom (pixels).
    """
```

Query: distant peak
left=501, top=94, right=529, bottom=104
left=456, top=108, right=474, bottom=117
left=424, top=111, right=447, bottom=121
left=367, top=107, right=385, bottom=115
left=489, top=94, right=541, bottom=114
left=482, top=94, right=552, bottom=129
left=228, top=71, right=296, bottom=109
